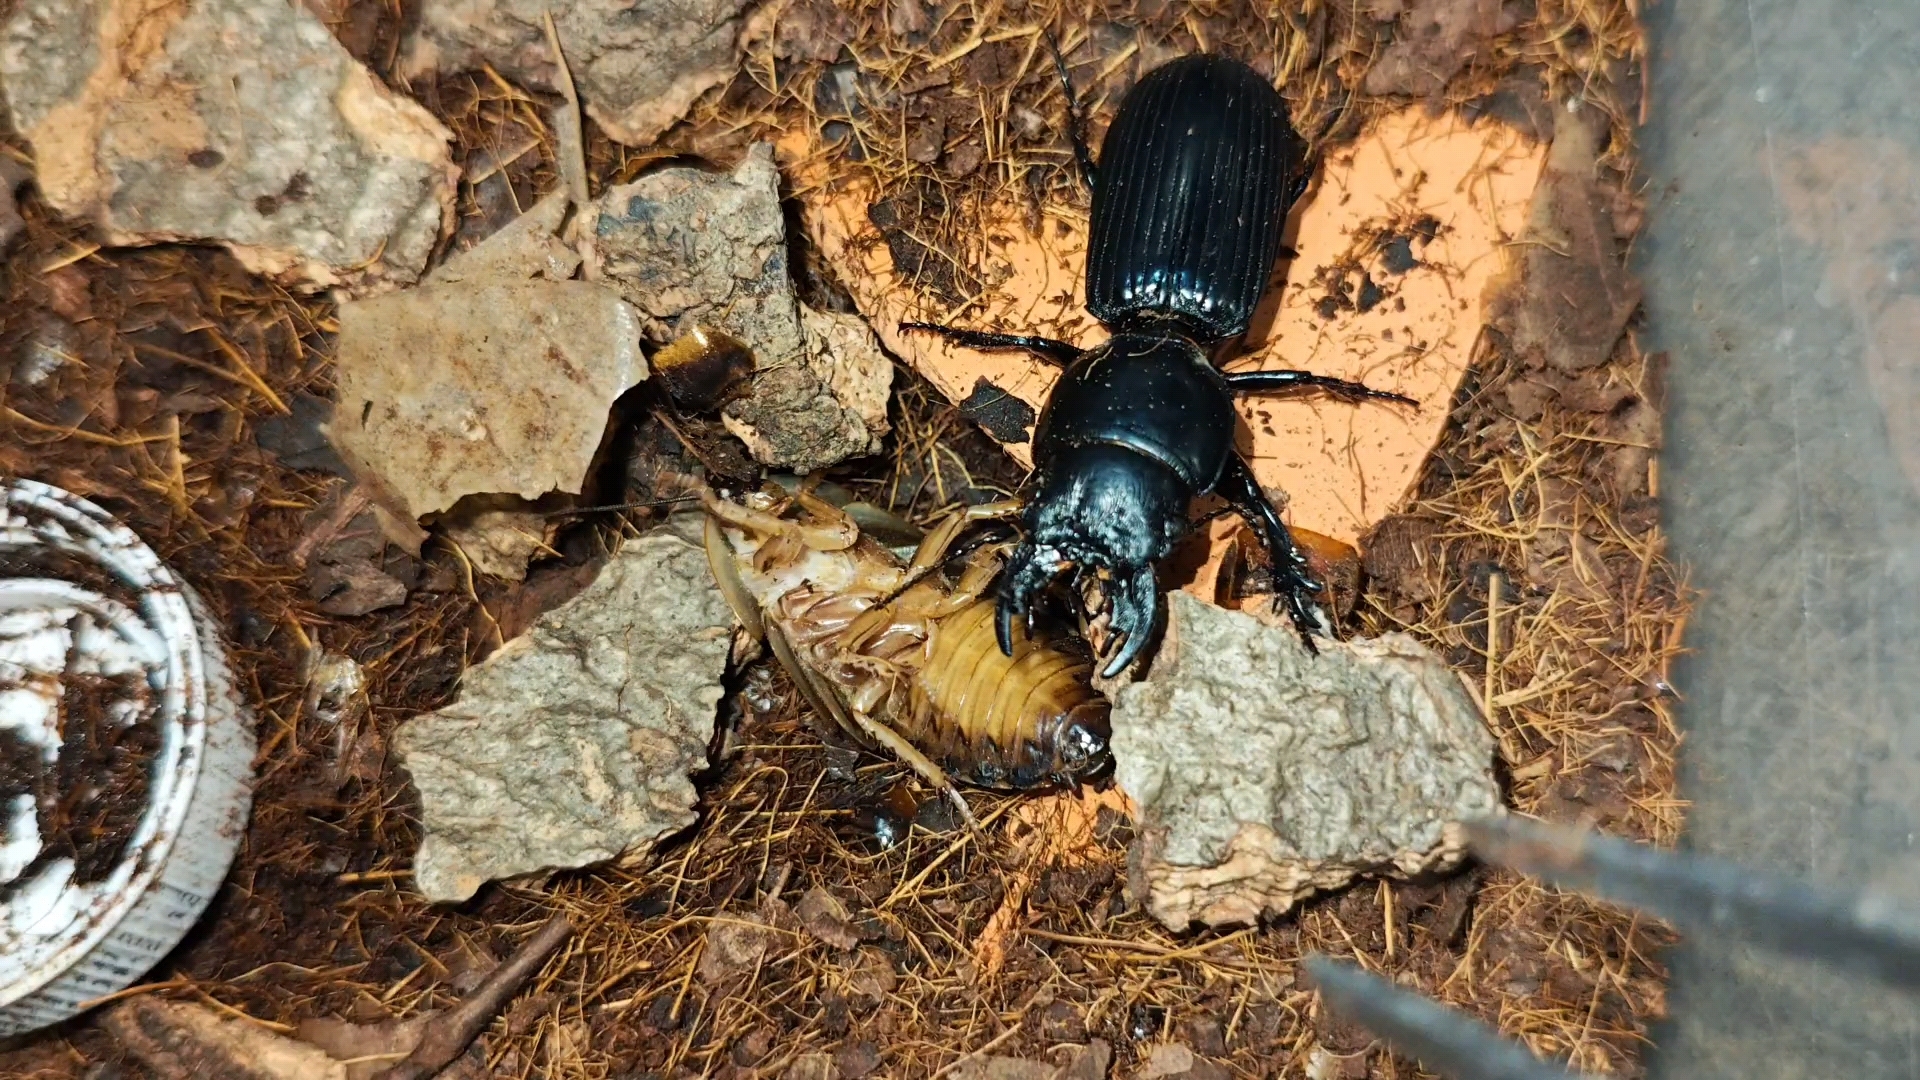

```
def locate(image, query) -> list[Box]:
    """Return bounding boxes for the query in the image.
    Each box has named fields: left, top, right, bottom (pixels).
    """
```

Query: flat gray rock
left=324, top=280, right=646, bottom=521
left=1111, top=592, right=1502, bottom=931
left=400, top=0, right=754, bottom=146
left=395, top=527, right=734, bottom=903
left=1, top=0, right=456, bottom=291
left=596, top=144, right=890, bottom=472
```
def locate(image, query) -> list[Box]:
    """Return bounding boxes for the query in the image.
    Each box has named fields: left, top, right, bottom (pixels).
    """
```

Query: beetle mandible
left=902, top=50, right=1415, bottom=679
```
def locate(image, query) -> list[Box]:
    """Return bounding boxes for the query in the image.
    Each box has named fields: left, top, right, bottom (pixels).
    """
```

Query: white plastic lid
left=0, top=479, right=256, bottom=1038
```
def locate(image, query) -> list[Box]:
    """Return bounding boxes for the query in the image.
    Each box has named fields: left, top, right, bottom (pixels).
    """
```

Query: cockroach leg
left=701, top=486, right=858, bottom=552
left=907, top=498, right=1026, bottom=574
left=892, top=546, right=1012, bottom=621
left=784, top=496, right=859, bottom=552
left=699, top=488, right=786, bottom=536
left=837, top=601, right=923, bottom=655
left=857, top=499, right=1028, bottom=618
left=798, top=520, right=858, bottom=551
left=846, top=708, right=978, bottom=829
left=790, top=483, right=841, bottom=519
left=947, top=544, right=1013, bottom=604
left=765, top=621, right=860, bottom=745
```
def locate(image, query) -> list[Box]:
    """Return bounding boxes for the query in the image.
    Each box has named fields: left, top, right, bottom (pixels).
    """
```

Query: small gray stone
left=785, top=1052, right=839, bottom=1080
left=307, top=560, right=408, bottom=616
left=395, top=527, right=734, bottom=903
left=721, top=305, right=891, bottom=473
left=325, top=280, right=646, bottom=520
left=794, top=886, right=861, bottom=951
left=1111, top=592, right=1501, bottom=931
left=427, top=190, right=580, bottom=285
left=947, top=1056, right=1056, bottom=1080
left=1058, top=1040, right=1113, bottom=1080
left=834, top=1041, right=883, bottom=1079
left=596, top=144, right=889, bottom=472
left=596, top=144, right=803, bottom=362
left=401, top=0, right=753, bottom=146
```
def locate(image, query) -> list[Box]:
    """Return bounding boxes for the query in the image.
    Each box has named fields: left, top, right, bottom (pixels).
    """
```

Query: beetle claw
left=1275, top=567, right=1326, bottom=654
left=1098, top=566, right=1162, bottom=679
left=995, top=544, right=1060, bottom=656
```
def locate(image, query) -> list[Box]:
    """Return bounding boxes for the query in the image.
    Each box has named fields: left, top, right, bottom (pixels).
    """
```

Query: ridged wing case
left=1084, top=54, right=1306, bottom=342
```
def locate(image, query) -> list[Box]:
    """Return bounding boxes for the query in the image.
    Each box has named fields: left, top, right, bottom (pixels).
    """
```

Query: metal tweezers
left=1303, top=814, right=1920, bottom=1080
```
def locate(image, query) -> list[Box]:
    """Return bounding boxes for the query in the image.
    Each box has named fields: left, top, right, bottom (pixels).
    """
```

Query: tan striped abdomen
left=905, top=601, right=1111, bottom=790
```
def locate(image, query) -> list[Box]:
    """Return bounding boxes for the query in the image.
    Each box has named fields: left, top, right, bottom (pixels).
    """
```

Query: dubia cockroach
left=651, top=325, right=756, bottom=413
left=699, top=483, right=1112, bottom=820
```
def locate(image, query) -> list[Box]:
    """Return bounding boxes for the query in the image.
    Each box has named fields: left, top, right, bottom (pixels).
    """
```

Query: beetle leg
left=1225, top=369, right=1419, bottom=406
left=1215, top=453, right=1327, bottom=653
left=898, top=322, right=1084, bottom=368
left=1285, top=164, right=1313, bottom=212
left=1043, top=29, right=1097, bottom=193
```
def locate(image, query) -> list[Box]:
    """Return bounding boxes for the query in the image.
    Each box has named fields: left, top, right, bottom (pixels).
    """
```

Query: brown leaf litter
left=400, top=0, right=760, bottom=147
left=968, top=786, right=1135, bottom=983
left=1362, top=0, right=1532, bottom=98
left=100, top=915, right=570, bottom=1080
left=1486, top=107, right=1643, bottom=375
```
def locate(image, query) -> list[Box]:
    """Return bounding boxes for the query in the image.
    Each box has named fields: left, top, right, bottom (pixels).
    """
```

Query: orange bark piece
left=784, top=107, right=1547, bottom=548
left=966, top=785, right=1135, bottom=982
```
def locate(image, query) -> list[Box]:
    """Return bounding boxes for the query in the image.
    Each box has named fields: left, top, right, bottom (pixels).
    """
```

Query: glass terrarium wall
left=1642, top=0, right=1920, bottom=1075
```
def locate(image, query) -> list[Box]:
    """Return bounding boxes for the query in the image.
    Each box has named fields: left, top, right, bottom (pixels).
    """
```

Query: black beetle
left=902, top=51, right=1414, bottom=678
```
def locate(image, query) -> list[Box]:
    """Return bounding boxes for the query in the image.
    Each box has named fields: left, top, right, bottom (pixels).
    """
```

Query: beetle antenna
left=1044, top=28, right=1096, bottom=193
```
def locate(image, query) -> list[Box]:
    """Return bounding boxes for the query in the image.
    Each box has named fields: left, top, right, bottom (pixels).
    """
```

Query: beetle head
left=996, top=443, right=1190, bottom=678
